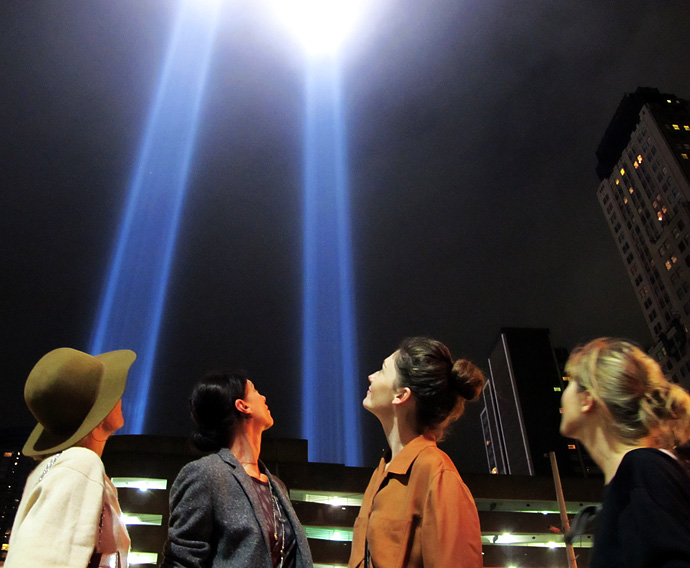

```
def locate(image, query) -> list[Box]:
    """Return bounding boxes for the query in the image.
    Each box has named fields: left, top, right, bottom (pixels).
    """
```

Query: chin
left=559, top=421, right=577, bottom=440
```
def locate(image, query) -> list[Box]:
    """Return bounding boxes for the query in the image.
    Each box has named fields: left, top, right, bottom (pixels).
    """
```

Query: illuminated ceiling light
left=121, top=513, right=164, bottom=526
left=291, top=489, right=364, bottom=506
left=268, top=0, right=367, bottom=56
left=128, top=552, right=160, bottom=565
left=111, top=477, right=168, bottom=491
left=495, top=533, right=517, bottom=544
left=303, top=526, right=354, bottom=542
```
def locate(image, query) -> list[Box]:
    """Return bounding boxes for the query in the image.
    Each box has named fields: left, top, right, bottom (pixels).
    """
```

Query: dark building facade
left=481, top=328, right=594, bottom=478
left=596, top=87, right=690, bottom=387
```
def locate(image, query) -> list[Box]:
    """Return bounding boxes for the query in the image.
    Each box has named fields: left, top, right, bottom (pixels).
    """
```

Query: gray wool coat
left=161, top=448, right=313, bottom=568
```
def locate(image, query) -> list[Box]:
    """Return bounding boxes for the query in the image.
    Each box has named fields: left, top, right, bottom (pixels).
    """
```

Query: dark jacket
left=162, top=448, right=313, bottom=568
left=590, top=448, right=690, bottom=568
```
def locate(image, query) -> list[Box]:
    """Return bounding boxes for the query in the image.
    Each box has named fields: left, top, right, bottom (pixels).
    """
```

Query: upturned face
left=363, top=350, right=401, bottom=418
left=243, top=380, right=274, bottom=430
left=559, top=378, right=588, bottom=439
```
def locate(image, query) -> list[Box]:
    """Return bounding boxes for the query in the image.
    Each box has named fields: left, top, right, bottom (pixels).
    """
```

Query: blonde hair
left=565, top=338, right=690, bottom=449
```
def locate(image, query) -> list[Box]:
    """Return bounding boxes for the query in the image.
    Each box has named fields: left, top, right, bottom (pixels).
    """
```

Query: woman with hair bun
left=561, top=337, right=690, bottom=567
left=349, top=337, right=485, bottom=568
left=162, top=370, right=313, bottom=568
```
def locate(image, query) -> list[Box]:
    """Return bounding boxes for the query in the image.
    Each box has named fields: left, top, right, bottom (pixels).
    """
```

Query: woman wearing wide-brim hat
left=5, top=347, right=136, bottom=568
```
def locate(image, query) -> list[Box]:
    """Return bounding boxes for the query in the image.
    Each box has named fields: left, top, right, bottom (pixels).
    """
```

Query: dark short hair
left=396, top=337, right=485, bottom=440
left=189, top=370, right=249, bottom=452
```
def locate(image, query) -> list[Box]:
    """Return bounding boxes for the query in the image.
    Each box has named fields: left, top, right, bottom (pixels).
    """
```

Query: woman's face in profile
left=363, top=351, right=401, bottom=417
left=559, top=378, right=587, bottom=439
left=243, top=380, right=274, bottom=430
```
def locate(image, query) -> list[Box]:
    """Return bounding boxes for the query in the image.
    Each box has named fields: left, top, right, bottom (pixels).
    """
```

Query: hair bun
left=451, top=359, right=486, bottom=401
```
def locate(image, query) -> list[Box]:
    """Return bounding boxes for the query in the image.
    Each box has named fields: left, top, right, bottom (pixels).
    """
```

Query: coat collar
left=218, top=446, right=242, bottom=469
left=215, top=447, right=304, bottom=556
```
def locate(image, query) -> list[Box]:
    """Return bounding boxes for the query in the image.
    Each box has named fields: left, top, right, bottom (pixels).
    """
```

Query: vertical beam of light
left=302, top=56, right=362, bottom=466
left=90, top=0, right=220, bottom=434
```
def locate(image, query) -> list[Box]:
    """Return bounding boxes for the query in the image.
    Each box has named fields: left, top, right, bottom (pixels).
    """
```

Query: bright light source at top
left=269, top=0, right=367, bottom=56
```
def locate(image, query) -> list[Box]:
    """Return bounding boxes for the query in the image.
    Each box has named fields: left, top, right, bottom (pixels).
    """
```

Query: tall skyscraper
left=596, top=87, right=690, bottom=386
left=481, top=328, right=592, bottom=477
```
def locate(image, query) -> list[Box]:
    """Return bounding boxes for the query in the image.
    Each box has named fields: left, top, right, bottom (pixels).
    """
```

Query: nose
left=368, top=372, right=376, bottom=383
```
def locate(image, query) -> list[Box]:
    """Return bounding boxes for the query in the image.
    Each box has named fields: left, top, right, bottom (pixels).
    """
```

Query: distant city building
left=481, top=328, right=597, bottom=477
left=596, top=87, right=690, bottom=387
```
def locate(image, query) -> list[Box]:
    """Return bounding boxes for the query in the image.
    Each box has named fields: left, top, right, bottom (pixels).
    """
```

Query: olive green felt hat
left=22, top=347, right=136, bottom=456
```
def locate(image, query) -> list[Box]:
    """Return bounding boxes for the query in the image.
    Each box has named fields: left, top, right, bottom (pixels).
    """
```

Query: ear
left=392, top=386, right=412, bottom=406
left=579, top=389, right=595, bottom=413
left=235, top=398, right=251, bottom=416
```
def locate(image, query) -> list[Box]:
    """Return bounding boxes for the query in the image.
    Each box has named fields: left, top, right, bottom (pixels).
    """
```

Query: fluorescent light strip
left=111, top=477, right=168, bottom=491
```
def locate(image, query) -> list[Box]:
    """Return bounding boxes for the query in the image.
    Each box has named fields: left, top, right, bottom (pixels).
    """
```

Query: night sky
left=2, top=1, right=688, bottom=472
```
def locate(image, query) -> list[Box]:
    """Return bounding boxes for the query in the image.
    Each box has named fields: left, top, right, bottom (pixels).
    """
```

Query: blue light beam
left=90, top=0, right=220, bottom=434
left=302, top=56, right=362, bottom=466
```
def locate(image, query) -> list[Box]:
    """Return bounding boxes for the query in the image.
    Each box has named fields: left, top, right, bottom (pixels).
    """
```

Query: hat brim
left=23, top=349, right=136, bottom=457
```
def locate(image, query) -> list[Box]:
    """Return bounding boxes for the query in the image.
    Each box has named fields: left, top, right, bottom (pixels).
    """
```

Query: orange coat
left=349, top=435, right=482, bottom=568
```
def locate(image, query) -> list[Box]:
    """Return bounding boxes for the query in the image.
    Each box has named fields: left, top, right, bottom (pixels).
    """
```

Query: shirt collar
left=383, top=434, right=437, bottom=476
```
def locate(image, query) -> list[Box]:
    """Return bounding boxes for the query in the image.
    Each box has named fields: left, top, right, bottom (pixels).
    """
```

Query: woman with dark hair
left=162, top=371, right=313, bottom=568
left=561, top=338, right=690, bottom=567
left=348, top=337, right=485, bottom=568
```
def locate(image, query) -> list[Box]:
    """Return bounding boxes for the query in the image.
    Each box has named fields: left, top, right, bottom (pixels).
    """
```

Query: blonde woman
left=349, top=337, right=485, bottom=568
left=561, top=337, right=690, bottom=567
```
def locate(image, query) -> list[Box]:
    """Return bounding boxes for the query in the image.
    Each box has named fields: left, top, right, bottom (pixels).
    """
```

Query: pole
left=549, top=451, right=578, bottom=568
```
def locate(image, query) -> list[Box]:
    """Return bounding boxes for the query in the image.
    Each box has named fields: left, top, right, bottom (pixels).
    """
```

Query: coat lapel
left=217, top=448, right=274, bottom=557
